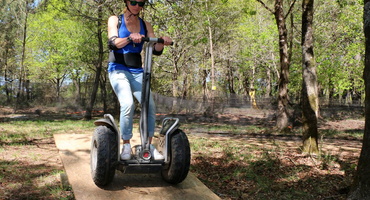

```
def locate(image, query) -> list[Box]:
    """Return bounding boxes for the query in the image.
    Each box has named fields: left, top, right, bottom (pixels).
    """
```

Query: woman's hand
left=161, top=36, right=172, bottom=46
left=153, top=36, right=172, bottom=53
left=129, top=32, right=145, bottom=43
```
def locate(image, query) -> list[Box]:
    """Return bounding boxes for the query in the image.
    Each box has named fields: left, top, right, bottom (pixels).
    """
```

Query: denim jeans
left=109, top=70, right=156, bottom=140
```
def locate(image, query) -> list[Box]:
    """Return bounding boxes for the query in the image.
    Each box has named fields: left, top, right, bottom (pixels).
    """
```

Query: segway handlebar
left=142, top=37, right=174, bottom=45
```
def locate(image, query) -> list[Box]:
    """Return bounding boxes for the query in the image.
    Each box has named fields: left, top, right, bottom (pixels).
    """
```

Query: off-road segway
left=90, top=38, right=191, bottom=187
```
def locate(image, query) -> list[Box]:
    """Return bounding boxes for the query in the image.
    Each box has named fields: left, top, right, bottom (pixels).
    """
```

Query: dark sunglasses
left=130, top=1, right=145, bottom=7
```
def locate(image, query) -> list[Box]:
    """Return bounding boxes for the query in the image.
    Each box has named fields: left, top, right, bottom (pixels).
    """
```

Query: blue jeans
left=109, top=70, right=156, bottom=140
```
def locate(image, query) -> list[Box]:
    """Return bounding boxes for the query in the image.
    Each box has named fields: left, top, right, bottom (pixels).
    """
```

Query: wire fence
left=0, top=84, right=364, bottom=120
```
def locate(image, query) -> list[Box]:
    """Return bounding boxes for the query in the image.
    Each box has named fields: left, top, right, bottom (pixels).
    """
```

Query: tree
left=84, top=2, right=104, bottom=120
left=3, top=0, right=37, bottom=105
left=314, top=1, right=364, bottom=104
left=26, top=0, right=87, bottom=100
left=301, top=0, right=319, bottom=154
left=148, top=0, right=201, bottom=98
left=0, top=0, right=19, bottom=104
left=0, top=0, right=365, bottom=120
left=236, top=3, right=279, bottom=98
left=17, top=0, right=30, bottom=103
left=256, top=0, right=297, bottom=130
left=62, top=0, right=115, bottom=119
left=148, top=0, right=248, bottom=98
left=348, top=1, right=370, bottom=199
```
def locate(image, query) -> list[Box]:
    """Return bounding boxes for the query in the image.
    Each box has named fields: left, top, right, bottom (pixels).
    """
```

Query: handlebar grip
left=157, top=38, right=165, bottom=44
left=142, top=37, right=174, bottom=45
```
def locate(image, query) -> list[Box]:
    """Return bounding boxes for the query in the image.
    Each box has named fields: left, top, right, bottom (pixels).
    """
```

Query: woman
left=107, top=0, right=172, bottom=160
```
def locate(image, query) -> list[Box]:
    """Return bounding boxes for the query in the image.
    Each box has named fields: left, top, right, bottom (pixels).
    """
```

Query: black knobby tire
left=90, top=125, right=118, bottom=187
left=161, top=129, right=191, bottom=184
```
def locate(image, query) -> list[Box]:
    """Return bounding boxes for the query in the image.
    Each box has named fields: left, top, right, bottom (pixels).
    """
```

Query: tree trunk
left=85, top=6, right=104, bottom=120
left=17, top=0, right=29, bottom=104
left=256, top=0, right=297, bottom=129
left=227, top=60, right=235, bottom=94
left=4, top=47, right=11, bottom=103
left=242, top=71, right=250, bottom=98
left=202, top=69, right=208, bottom=102
left=182, top=75, right=188, bottom=98
left=301, top=0, right=319, bottom=154
left=73, top=77, right=81, bottom=106
left=206, top=0, right=216, bottom=113
left=348, top=1, right=370, bottom=199
left=172, top=66, right=178, bottom=97
left=100, top=73, right=107, bottom=113
left=274, top=0, right=290, bottom=130
left=171, top=68, right=178, bottom=112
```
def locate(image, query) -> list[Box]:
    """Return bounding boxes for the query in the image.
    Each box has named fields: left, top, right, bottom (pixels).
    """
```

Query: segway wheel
left=161, top=129, right=191, bottom=184
left=90, top=125, right=118, bottom=187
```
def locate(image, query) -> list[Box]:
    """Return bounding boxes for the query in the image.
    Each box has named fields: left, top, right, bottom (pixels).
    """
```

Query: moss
left=302, top=136, right=319, bottom=154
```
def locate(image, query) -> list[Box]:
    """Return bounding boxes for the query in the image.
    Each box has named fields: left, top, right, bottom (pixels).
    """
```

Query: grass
left=0, top=115, right=361, bottom=200
left=320, top=129, right=363, bottom=140
left=0, top=119, right=93, bottom=145
left=183, top=122, right=264, bottom=136
left=0, top=118, right=91, bottom=200
left=0, top=159, right=74, bottom=199
left=188, top=129, right=357, bottom=200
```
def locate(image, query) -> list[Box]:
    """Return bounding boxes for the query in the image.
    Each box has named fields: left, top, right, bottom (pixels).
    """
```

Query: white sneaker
left=121, top=143, right=131, bottom=160
left=150, top=144, right=164, bottom=160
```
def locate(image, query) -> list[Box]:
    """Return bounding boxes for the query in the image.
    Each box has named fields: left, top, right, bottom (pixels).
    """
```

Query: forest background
left=0, top=0, right=364, bottom=118
left=1, top=0, right=368, bottom=199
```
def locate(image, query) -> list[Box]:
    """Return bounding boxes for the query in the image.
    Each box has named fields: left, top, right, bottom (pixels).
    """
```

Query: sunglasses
left=130, top=1, right=145, bottom=7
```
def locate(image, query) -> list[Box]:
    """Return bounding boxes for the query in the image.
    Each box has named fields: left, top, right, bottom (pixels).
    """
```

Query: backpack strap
left=141, top=18, right=148, bottom=37
left=117, top=14, right=147, bottom=37
left=118, top=14, right=123, bottom=30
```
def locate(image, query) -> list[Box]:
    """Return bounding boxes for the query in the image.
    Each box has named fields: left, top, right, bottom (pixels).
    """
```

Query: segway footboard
left=117, top=160, right=163, bottom=174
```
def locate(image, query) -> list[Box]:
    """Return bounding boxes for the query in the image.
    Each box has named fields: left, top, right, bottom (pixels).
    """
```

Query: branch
left=284, top=0, right=297, bottom=19
left=255, top=0, right=275, bottom=15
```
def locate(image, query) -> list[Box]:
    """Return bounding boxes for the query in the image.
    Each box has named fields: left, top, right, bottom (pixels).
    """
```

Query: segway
left=90, top=38, right=191, bottom=187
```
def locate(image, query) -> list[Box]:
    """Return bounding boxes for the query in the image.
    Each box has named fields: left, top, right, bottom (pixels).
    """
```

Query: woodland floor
left=0, top=106, right=365, bottom=200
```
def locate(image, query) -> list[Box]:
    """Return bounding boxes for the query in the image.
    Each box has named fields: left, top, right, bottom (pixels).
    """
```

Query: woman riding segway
left=107, top=0, right=172, bottom=160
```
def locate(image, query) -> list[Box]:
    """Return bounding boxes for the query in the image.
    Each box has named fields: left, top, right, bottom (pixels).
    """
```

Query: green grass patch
left=0, top=118, right=85, bottom=200
left=320, top=129, right=363, bottom=139
left=0, top=119, right=93, bottom=145
left=189, top=131, right=355, bottom=200
left=183, top=122, right=265, bottom=135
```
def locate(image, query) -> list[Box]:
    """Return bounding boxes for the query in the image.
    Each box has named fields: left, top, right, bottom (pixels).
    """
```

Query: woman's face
left=127, top=0, right=145, bottom=15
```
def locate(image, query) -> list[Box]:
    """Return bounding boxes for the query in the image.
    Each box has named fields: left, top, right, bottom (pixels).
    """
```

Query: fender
left=158, top=118, right=180, bottom=163
left=94, top=118, right=115, bottom=129
left=94, top=114, right=121, bottom=161
left=94, top=114, right=119, bottom=133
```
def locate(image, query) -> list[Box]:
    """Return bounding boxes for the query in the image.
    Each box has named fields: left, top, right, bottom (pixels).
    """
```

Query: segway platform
left=117, top=148, right=164, bottom=174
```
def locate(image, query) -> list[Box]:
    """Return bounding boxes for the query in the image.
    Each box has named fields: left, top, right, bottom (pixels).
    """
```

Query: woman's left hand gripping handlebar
left=161, top=36, right=173, bottom=46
